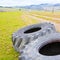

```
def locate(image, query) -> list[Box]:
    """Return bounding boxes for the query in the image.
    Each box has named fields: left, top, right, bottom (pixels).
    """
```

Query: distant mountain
left=19, top=5, right=43, bottom=10
left=1, top=3, right=60, bottom=11
left=54, top=3, right=60, bottom=6
left=39, top=3, right=53, bottom=7
left=19, top=3, right=60, bottom=10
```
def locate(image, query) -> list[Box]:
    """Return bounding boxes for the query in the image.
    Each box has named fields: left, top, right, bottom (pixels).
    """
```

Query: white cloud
left=0, top=0, right=60, bottom=6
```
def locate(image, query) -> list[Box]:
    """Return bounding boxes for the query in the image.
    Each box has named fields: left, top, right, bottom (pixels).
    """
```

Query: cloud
left=0, top=0, right=60, bottom=6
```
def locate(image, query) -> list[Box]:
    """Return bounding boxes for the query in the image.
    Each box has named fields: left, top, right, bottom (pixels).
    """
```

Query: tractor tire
left=19, top=33, right=60, bottom=60
left=12, top=22, right=56, bottom=52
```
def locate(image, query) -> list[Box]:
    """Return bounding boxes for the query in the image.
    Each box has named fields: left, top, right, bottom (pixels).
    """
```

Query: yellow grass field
left=0, top=9, right=60, bottom=60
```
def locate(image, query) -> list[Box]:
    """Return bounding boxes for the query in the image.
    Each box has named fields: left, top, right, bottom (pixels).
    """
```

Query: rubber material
left=19, top=33, right=60, bottom=60
left=12, top=22, right=56, bottom=52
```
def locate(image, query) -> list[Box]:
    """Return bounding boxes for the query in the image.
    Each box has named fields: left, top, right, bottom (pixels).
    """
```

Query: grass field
left=0, top=9, right=60, bottom=60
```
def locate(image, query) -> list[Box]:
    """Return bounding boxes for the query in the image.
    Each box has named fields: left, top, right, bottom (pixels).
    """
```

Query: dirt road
left=21, top=11, right=60, bottom=32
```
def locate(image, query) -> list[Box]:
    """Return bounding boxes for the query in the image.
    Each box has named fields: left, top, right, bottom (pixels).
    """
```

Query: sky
left=0, top=0, right=60, bottom=6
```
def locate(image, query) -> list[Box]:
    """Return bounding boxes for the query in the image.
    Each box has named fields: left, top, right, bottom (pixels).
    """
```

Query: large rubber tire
left=19, top=33, right=60, bottom=60
left=12, top=22, right=56, bottom=52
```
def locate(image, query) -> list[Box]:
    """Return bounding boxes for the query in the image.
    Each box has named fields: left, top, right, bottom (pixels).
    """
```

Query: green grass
left=0, top=11, right=28, bottom=60
left=0, top=10, right=39, bottom=60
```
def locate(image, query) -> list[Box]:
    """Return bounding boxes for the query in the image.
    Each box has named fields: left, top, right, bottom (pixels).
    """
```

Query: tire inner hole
left=24, top=27, right=41, bottom=33
left=39, top=41, right=60, bottom=56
